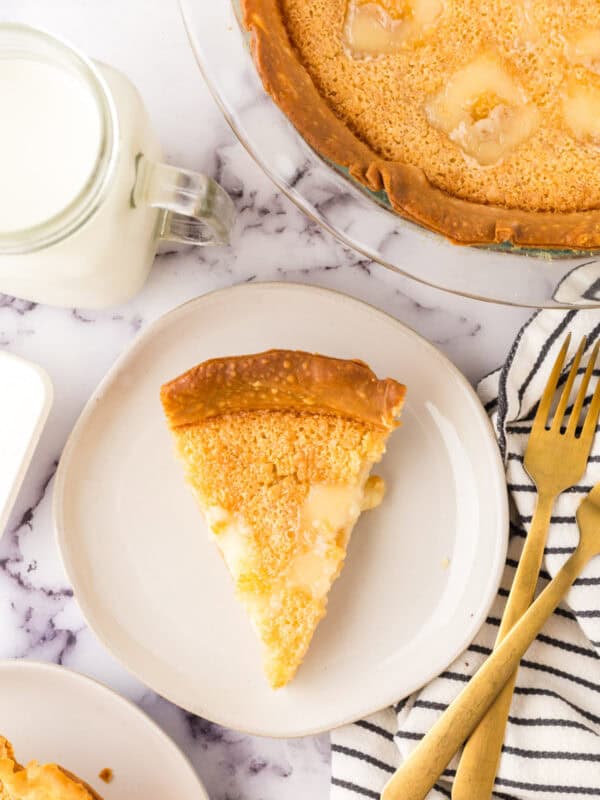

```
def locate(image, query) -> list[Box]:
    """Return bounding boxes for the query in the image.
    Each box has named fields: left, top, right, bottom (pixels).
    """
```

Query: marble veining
left=0, top=1, right=531, bottom=798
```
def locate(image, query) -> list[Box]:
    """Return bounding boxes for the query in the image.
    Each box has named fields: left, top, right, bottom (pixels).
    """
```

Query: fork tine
left=581, top=363, right=600, bottom=442
left=567, top=340, right=600, bottom=435
left=552, top=336, right=587, bottom=431
left=532, top=334, right=571, bottom=431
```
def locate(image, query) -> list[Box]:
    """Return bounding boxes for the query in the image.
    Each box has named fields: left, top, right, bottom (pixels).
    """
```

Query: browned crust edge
left=59, top=768, right=105, bottom=800
left=160, top=349, right=406, bottom=431
left=241, top=0, right=600, bottom=249
left=0, top=737, right=103, bottom=800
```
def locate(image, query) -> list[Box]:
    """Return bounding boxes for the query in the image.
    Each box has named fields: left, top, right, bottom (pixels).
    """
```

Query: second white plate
left=54, top=282, right=508, bottom=737
left=0, top=660, right=207, bottom=800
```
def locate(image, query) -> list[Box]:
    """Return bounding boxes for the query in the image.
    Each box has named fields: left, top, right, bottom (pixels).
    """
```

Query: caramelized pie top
left=243, top=0, right=600, bottom=248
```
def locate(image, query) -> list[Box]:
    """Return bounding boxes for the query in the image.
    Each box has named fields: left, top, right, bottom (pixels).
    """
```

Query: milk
left=0, top=47, right=163, bottom=307
left=0, top=59, right=103, bottom=233
left=0, top=25, right=233, bottom=308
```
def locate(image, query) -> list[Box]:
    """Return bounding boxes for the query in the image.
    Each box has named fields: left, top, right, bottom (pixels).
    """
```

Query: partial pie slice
left=0, top=736, right=102, bottom=800
left=161, top=350, right=405, bottom=688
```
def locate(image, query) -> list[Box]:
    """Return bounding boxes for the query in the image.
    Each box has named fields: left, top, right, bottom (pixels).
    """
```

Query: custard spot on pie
left=469, top=92, right=506, bottom=123
left=343, top=0, right=443, bottom=57
left=362, top=474, right=386, bottom=510
left=562, top=75, right=600, bottom=144
left=426, top=53, right=540, bottom=166
left=566, top=29, right=600, bottom=75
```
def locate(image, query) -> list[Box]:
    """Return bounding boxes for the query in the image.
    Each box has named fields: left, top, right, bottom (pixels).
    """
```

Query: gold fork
left=381, top=481, right=600, bottom=800
left=451, top=334, right=600, bottom=800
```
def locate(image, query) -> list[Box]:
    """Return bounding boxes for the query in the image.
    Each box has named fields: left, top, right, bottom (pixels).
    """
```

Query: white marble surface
left=0, top=2, right=532, bottom=799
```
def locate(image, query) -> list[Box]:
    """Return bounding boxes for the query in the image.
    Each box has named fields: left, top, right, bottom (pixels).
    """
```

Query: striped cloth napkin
left=331, top=303, right=600, bottom=800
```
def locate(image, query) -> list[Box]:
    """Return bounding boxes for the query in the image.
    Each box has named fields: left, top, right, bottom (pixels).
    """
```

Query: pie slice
left=160, top=349, right=405, bottom=688
left=0, top=736, right=102, bottom=800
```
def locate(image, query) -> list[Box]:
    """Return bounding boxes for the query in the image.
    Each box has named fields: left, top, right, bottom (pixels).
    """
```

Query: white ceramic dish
left=54, top=282, right=508, bottom=737
left=0, top=659, right=208, bottom=800
left=0, top=351, right=52, bottom=536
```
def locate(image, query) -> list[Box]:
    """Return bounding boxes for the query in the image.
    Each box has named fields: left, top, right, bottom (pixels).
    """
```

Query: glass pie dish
left=180, top=0, right=600, bottom=308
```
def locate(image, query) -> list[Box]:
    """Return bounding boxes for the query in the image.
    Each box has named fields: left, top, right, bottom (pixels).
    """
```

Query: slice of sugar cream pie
left=160, top=349, right=405, bottom=688
left=0, top=736, right=103, bottom=800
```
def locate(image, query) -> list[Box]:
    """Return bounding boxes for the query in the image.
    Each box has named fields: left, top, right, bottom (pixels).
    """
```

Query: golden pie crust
left=0, top=737, right=102, bottom=800
left=161, top=349, right=405, bottom=430
left=241, top=0, right=600, bottom=249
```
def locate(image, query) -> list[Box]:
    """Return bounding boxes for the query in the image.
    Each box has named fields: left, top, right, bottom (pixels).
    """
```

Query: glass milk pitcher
left=0, top=24, right=235, bottom=308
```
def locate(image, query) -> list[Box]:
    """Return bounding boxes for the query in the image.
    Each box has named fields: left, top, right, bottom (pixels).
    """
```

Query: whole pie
left=161, top=350, right=405, bottom=688
left=242, top=0, right=600, bottom=249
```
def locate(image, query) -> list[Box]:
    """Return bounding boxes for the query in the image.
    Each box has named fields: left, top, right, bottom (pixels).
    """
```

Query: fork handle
left=451, top=491, right=555, bottom=800
left=380, top=545, right=589, bottom=800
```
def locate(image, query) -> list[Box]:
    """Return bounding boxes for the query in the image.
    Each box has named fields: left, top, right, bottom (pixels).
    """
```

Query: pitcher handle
left=134, top=155, right=236, bottom=246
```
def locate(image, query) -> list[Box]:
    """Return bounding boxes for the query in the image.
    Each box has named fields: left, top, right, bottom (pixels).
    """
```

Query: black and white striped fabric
left=331, top=306, right=600, bottom=800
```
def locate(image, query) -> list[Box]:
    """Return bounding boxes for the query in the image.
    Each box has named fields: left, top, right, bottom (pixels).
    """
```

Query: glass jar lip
left=0, top=23, right=119, bottom=255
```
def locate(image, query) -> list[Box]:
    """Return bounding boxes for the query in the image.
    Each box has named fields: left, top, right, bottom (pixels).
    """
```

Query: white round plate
left=0, top=660, right=208, bottom=800
left=54, top=282, right=508, bottom=737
